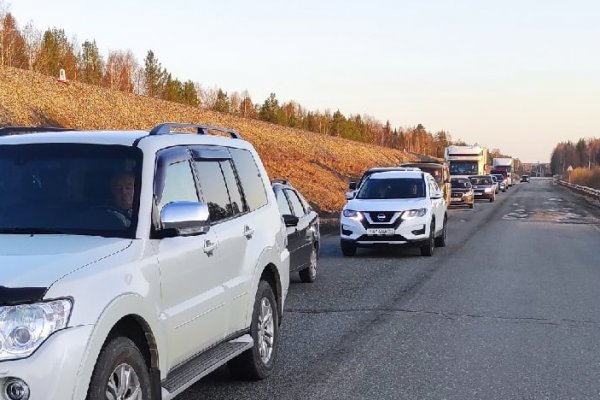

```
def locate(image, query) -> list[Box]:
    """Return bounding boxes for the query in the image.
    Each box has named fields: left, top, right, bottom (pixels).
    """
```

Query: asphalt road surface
left=180, top=178, right=600, bottom=400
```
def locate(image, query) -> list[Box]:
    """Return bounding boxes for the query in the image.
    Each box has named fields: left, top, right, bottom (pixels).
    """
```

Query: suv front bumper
left=340, top=214, right=430, bottom=247
left=0, top=325, right=93, bottom=400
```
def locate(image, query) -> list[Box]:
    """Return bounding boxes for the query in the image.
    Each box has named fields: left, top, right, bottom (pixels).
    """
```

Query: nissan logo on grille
left=377, top=213, right=386, bottom=221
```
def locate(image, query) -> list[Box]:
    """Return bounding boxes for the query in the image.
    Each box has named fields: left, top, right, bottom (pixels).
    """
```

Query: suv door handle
left=203, top=239, right=217, bottom=255
left=244, top=225, right=254, bottom=239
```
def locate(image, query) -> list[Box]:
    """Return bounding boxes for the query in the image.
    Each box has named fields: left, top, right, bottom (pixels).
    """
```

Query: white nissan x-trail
left=340, top=170, right=448, bottom=257
left=0, top=123, right=290, bottom=400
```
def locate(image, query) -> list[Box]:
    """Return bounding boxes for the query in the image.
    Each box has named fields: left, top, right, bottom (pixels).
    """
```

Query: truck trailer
left=491, top=157, right=515, bottom=186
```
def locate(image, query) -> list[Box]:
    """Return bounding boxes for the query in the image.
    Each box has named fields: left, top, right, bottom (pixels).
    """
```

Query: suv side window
left=159, top=160, right=198, bottom=211
left=219, top=160, right=246, bottom=215
left=229, top=148, right=267, bottom=211
left=285, top=189, right=305, bottom=217
left=276, top=190, right=292, bottom=215
left=194, top=160, right=234, bottom=222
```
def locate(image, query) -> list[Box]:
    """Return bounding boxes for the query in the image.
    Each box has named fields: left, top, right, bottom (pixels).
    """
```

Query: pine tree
left=79, top=40, right=103, bottom=85
left=143, top=50, right=164, bottom=97
left=212, top=89, right=230, bottom=113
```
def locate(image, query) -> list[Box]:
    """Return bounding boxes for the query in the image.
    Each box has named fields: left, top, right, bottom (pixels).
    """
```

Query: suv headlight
left=0, top=299, right=72, bottom=361
left=342, top=209, right=362, bottom=220
left=402, top=208, right=427, bottom=220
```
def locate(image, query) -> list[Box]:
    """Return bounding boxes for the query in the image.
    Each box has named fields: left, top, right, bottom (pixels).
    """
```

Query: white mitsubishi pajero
left=0, top=123, right=290, bottom=400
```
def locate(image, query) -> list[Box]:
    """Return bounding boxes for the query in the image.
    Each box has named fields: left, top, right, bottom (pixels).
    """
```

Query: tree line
left=550, top=138, right=600, bottom=174
left=1, top=3, right=479, bottom=158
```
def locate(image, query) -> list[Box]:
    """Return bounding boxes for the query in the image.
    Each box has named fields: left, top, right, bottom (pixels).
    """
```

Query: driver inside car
left=108, top=171, right=135, bottom=226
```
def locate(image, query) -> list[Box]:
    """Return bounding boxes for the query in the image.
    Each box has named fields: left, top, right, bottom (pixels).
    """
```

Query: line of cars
left=0, top=122, right=522, bottom=399
left=450, top=173, right=511, bottom=207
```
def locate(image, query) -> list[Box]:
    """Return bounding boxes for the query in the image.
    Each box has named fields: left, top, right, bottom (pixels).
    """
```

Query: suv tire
left=87, top=337, right=152, bottom=400
left=420, top=222, right=435, bottom=256
left=434, top=216, right=447, bottom=248
left=299, top=245, right=318, bottom=283
left=341, top=241, right=357, bottom=257
left=229, top=280, right=279, bottom=380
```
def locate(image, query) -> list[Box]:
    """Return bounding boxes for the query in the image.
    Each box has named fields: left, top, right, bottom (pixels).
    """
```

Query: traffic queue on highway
left=339, top=157, right=520, bottom=258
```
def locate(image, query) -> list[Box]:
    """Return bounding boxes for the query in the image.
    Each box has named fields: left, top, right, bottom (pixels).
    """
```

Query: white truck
left=445, top=145, right=488, bottom=177
left=491, top=157, right=515, bottom=186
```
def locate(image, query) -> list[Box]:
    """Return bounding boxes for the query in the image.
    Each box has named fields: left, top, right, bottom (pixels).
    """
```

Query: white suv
left=0, top=123, right=290, bottom=400
left=340, top=170, right=447, bottom=257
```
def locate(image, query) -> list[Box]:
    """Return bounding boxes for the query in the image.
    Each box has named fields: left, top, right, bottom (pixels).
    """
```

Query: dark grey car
left=272, top=180, right=320, bottom=283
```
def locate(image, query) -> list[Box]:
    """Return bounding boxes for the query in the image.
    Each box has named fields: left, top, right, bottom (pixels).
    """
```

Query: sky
left=6, top=0, right=600, bottom=162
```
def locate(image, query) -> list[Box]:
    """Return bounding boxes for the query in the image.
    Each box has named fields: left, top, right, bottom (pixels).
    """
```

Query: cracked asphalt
left=180, top=178, right=600, bottom=400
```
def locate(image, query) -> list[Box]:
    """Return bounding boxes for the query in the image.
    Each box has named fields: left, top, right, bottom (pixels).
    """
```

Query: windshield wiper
left=0, top=227, right=72, bottom=235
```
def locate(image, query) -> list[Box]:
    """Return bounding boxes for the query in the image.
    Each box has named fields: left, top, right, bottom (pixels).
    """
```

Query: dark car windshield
left=493, top=175, right=504, bottom=181
left=449, top=161, right=478, bottom=175
left=357, top=178, right=425, bottom=199
left=451, top=179, right=471, bottom=189
left=0, top=144, right=142, bottom=238
left=470, top=177, right=493, bottom=185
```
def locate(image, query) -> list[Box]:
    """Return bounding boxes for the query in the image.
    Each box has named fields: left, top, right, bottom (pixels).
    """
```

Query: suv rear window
left=229, top=148, right=268, bottom=211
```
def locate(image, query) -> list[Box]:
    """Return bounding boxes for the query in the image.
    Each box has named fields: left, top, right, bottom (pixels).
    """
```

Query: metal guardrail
left=557, top=179, right=600, bottom=199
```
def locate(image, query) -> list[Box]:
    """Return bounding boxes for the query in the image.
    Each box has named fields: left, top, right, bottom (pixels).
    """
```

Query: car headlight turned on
left=401, top=208, right=427, bottom=220
left=0, top=299, right=72, bottom=361
left=342, top=209, right=363, bottom=220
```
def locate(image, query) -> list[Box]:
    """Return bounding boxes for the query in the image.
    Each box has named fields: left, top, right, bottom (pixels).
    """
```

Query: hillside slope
left=0, top=66, right=416, bottom=212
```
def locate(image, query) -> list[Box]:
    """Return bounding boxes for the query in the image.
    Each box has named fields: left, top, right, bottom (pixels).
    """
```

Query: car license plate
left=367, top=228, right=395, bottom=236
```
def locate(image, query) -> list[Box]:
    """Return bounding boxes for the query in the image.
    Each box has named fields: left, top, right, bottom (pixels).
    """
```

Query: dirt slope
left=0, top=66, right=416, bottom=212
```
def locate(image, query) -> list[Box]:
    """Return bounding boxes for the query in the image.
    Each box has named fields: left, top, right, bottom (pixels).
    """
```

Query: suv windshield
left=357, top=178, right=425, bottom=199
left=0, top=144, right=142, bottom=238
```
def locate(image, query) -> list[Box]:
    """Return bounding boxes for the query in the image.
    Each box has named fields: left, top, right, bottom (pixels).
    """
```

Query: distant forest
left=1, top=3, right=508, bottom=159
left=550, top=138, right=600, bottom=174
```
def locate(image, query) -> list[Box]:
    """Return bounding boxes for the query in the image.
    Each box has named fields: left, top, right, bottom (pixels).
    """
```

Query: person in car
left=108, top=171, right=135, bottom=224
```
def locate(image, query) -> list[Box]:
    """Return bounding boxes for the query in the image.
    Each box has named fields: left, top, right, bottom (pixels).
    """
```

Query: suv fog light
left=341, top=225, right=353, bottom=236
left=4, top=378, right=30, bottom=400
left=412, top=225, right=426, bottom=235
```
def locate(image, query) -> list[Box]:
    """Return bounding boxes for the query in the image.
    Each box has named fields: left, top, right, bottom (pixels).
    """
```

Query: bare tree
left=103, top=50, right=136, bottom=93
left=230, top=91, right=241, bottom=116
left=21, top=20, right=41, bottom=71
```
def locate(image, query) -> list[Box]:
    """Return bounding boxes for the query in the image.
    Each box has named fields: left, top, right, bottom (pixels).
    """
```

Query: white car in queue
left=340, top=170, right=448, bottom=257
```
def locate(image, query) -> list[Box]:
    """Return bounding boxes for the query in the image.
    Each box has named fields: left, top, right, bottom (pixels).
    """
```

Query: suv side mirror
left=348, top=181, right=357, bottom=190
left=345, top=191, right=356, bottom=200
left=431, top=190, right=443, bottom=200
left=282, top=214, right=299, bottom=227
left=160, top=201, right=210, bottom=237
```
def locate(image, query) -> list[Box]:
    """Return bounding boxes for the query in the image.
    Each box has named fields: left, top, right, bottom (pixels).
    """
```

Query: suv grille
left=366, top=211, right=395, bottom=223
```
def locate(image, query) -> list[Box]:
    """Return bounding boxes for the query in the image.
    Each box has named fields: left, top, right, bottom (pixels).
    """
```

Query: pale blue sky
left=7, top=0, right=600, bottom=162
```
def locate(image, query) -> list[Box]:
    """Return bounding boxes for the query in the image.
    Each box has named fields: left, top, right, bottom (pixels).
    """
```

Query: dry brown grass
left=0, top=66, right=416, bottom=212
left=569, top=167, right=600, bottom=189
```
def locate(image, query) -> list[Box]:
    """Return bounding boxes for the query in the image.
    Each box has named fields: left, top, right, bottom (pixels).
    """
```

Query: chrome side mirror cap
left=160, top=201, right=210, bottom=236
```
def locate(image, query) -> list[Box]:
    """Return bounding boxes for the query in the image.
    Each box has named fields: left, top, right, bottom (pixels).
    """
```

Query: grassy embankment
left=0, top=66, right=417, bottom=215
left=569, top=167, right=600, bottom=189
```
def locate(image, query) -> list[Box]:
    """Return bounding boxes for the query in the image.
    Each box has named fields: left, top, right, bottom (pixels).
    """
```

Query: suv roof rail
left=0, top=126, right=75, bottom=136
left=149, top=123, right=241, bottom=139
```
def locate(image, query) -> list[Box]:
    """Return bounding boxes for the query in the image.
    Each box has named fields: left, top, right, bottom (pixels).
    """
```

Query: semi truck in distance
left=491, top=157, right=515, bottom=186
left=445, top=145, right=488, bottom=177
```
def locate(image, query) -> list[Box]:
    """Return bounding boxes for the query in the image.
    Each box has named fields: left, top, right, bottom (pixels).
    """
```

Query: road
left=180, top=178, right=600, bottom=400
